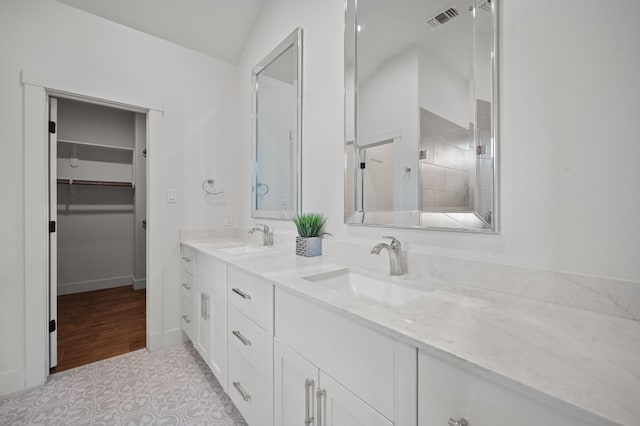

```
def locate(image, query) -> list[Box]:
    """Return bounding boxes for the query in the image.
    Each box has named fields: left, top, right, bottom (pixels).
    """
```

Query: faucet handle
left=382, top=236, right=401, bottom=248
left=249, top=223, right=270, bottom=233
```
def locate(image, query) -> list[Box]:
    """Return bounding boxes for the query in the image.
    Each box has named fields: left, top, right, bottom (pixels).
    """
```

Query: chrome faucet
left=371, top=236, right=403, bottom=275
left=249, top=224, right=273, bottom=246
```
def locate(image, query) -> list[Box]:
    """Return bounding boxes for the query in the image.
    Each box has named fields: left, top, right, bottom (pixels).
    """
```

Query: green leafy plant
left=292, top=213, right=331, bottom=238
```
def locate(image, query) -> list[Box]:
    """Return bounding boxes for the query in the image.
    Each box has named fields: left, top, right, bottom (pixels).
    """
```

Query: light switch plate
left=167, top=188, right=177, bottom=204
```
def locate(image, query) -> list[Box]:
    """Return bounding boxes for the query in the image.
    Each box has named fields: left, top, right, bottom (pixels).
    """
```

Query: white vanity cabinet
left=180, top=246, right=195, bottom=341
left=196, top=253, right=228, bottom=390
left=180, top=246, right=228, bottom=389
left=227, top=266, right=274, bottom=426
left=418, top=350, right=603, bottom=426
left=274, top=338, right=393, bottom=426
left=179, top=243, right=608, bottom=426
left=275, top=287, right=417, bottom=426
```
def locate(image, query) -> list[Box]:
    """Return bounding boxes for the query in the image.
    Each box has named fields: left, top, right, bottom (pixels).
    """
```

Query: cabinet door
left=418, top=350, right=596, bottom=426
left=209, top=282, right=227, bottom=390
left=194, top=289, right=209, bottom=360
left=274, top=338, right=319, bottom=426
left=319, top=371, right=392, bottom=426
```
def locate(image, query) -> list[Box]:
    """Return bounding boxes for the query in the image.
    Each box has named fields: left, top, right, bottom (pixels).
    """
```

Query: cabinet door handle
left=201, top=294, right=205, bottom=318
left=205, top=295, right=210, bottom=320
left=448, top=418, right=468, bottom=426
left=182, top=256, right=192, bottom=263
left=233, top=381, right=251, bottom=401
left=232, top=330, right=251, bottom=346
left=316, top=388, right=325, bottom=426
left=305, top=379, right=315, bottom=426
left=182, top=315, right=191, bottom=324
left=182, top=282, right=191, bottom=290
left=232, top=288, right=251, bottom=300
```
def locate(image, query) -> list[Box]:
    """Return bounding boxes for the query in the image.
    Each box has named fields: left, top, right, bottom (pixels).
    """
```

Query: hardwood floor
left=50, top=285, right=146, bottom=373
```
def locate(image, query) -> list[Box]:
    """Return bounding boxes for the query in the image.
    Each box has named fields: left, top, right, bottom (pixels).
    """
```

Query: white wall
left=235, top=0, right=640, bottom=283
left=0, top=0, right=237, bottom=394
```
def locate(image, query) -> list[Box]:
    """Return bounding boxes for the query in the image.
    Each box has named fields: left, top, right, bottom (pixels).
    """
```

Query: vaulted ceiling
left=55, top=0, right=265, bottom=64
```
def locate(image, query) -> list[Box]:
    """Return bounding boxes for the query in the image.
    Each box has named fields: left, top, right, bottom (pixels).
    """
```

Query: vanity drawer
left=418, top=350, right=601, bottom=426
left=228, top=305, right=272, bottom=379
left=228, top=344, right=272, bottom=426
left=181, top=291, right=194, bottom=341
left=180, top=268, right=194, bottom=300
left=181, top=245, right=195, bottom=275
left=275, top=287, right=395, bottom=420
left=228, top=266, right=273, bottom=332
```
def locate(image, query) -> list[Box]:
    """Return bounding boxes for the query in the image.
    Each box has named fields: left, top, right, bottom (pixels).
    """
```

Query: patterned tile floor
left=0, top=343, right=247, bottom=426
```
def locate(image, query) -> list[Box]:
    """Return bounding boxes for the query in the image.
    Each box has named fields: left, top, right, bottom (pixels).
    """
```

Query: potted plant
left=292, top=213, right=331, bottom=257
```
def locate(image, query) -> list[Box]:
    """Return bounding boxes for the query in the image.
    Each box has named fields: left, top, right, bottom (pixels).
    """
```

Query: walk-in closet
left=49, top=97, right=147, bottom=372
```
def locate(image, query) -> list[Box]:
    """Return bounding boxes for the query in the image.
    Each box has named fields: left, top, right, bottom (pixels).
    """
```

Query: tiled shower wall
left=419, top=108, right=473, bottom=212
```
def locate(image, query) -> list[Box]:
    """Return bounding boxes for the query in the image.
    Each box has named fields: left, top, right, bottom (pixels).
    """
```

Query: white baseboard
left=163, top=327, right=186, bottom=348
left=148, top=331, right=162, bottom=352
left=0, top=369, right=25, bottom=396
left=133, top=278, right=146, bottom=290
left=57, top=275, right=133, bottom=295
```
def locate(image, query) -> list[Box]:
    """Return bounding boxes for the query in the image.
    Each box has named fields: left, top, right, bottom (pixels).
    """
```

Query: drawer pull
left=233, top=381, right=251, bottom=401
left=305, top=379, right=315, bottom=425
left=182, top=282, right=191, bottom=290
left=232, top=288, right=252, bottom=300
left=182, top=256, right=192, bottom=263
left=448, top=418, right=468, bottom=426
left=232, top=330, right=252, bottom=346
left=182, top=315, right=191, bottom=324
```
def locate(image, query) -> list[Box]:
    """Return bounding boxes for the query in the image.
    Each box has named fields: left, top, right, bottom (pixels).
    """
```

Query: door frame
left=22, top=69, right=164, bottom=388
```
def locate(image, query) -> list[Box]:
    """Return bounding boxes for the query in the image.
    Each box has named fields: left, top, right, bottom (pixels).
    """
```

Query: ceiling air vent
left=426, top=6, right=459, bottom=29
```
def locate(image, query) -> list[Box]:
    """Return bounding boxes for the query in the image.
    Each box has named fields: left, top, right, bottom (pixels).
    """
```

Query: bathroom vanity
left=179, top=236, right=639, bottom=426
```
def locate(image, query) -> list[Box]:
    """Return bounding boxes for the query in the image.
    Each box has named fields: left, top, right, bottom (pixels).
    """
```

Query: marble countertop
left=182, top=239, right=640, bottom=426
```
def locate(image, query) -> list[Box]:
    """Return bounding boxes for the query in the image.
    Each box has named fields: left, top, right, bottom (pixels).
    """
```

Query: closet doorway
left=48, top=97, right=147, bottom=372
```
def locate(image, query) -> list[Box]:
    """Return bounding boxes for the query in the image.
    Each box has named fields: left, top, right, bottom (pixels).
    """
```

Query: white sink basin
left=218, top=245, right=270, bottom=255
left=303, top=269, right=428, bottom=307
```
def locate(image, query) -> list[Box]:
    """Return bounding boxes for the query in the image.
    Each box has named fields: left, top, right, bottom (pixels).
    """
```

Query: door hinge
left=49, top=121, right=56, bottom=134
left=359, top=162, right=366, bottom=169
left=49, top=221, right=56, bottom=233
left=49, top=319, right=56, bottom=333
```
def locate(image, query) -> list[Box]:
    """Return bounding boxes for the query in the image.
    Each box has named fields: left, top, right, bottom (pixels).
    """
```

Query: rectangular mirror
left=345, top=0, right=498, bottom=232
left=252, top=28, right=303, bottom=219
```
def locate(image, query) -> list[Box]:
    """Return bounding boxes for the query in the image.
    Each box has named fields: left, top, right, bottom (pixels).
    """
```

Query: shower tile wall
left=419, top=108, right=473, bottom=212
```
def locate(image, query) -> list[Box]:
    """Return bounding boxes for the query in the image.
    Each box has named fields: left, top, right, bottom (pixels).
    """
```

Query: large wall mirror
left=345, top=0, right=498, bottom=232
left=252, top=28, right=303, bottom=219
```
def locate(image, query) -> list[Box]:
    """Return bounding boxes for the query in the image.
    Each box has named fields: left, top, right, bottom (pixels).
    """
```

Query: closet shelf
left=57, top=178, right=134, bottom=188
left=58, top=139, right=135, bottom=152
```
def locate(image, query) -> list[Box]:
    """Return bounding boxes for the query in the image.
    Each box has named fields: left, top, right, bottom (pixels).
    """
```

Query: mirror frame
left=344, top=0, right=499, bottom=233
left=252, top=27, right=303, bottom=220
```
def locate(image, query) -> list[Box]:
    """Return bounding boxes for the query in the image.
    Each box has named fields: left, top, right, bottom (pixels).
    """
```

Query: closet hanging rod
left=57, top=178, right=134, bottom=188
